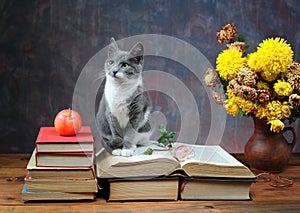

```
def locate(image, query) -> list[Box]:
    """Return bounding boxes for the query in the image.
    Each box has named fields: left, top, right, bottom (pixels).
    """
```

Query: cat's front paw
left=112, top=148, right=135, bottom=157
left=111, top=149, right=122, bottom=156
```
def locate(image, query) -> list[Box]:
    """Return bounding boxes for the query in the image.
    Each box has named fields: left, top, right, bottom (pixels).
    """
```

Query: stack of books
left=96, top=142, right=256, bottom=201
left=22, top=126, right=98, bottom=202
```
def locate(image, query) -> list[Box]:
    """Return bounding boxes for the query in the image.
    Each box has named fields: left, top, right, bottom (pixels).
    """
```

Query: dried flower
left=228, top=79, right=257, bottom=100
left=216, top=23, right=238, bottom=45
left=284, top=62, right=300, bottom=92
left=257, top=90, right=271, bottom=104
left=204, top=68, right=219, bottom=87
left=227, top=41, right=246, bottom=52
left=237, top=65, right=257, bottom=87
left=212, top=91, right=224, bottom=104
left=289, top=94, right=300, bottom=107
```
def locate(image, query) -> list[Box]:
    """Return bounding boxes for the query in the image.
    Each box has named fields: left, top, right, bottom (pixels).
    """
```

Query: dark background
left=1, top=0, right=299, bottom=153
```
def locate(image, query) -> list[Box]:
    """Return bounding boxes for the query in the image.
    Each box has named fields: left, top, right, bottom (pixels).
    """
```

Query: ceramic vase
left=244, top=116, right=297, bottom=173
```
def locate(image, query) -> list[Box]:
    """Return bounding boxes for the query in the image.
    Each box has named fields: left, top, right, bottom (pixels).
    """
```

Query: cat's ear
left=129, top=42, right=144, bottom=64
left=108, top=37, right=118, bottom=57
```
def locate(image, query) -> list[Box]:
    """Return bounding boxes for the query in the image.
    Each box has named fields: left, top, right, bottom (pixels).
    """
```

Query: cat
left=96, top=38, right=153, bottom=157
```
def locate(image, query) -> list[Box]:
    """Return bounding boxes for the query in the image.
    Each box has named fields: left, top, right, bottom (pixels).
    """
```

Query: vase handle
left=283, top=126, right=297, bottom=151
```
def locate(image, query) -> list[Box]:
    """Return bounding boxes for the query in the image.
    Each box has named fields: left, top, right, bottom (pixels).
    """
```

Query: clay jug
left=244, top=116, right=297, bottom=173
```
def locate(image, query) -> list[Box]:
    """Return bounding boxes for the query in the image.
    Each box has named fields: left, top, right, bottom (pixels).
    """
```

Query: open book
left=96, top=142, right=255, bottom=179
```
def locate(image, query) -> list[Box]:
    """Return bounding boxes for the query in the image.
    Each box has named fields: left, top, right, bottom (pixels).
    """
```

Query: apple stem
left=67, top=108, right=72, bottom=117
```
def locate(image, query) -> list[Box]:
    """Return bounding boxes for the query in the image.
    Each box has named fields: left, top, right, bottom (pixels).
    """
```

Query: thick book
left=24, top=173, right=98, bottom=193
left=27, top=149, right=95, bottom=179
left=35, top=151, right=94, bottom=167
left=36, top=126, right=94, bottom=153
left=96, top=142, right=256, bottom=179
left=99, top=177, right=179, bottom=202
left=180, top=177, right=255, bottom=200
left=22, top=184, right=95, bottom=201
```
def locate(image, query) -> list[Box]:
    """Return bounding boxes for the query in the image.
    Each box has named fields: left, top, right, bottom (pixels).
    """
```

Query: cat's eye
left=108, top=60, right=114, bottom=65
left=121, top=63, right=129, bottom=68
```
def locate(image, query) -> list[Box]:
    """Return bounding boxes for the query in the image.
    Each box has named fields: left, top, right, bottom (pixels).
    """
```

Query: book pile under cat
left=22, top=126, right=98, bottom=202
left=96, top=142, right=256, bottom=201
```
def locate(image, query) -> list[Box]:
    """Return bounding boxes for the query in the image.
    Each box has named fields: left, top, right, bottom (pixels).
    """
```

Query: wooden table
left=1, top=154, right=300, bottom=213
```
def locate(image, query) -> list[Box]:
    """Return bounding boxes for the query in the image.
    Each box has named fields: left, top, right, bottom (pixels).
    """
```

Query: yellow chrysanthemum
left=273, top=80, right=293, bottom=97
left=248, top=38, right=293, bottom=82
left=255, top=105, right=267, bottom=119
left=256, top=81, right=269, bottom=90
left=226, top=86, right=235, bottom=99
left=255, top=100, right=291, bottom=122
left=268, top=119, right=285, bottom=133
left=224, top=89, right=256, bottom=115
left=247, top=52, right=259, bottom=71
left=281, top=102, right=292, bottom=118
left=239, top=99, right=256, bottom=114
left=224, top=98, right=240, bottom=116
left=216, top=49, right=246, bottom=80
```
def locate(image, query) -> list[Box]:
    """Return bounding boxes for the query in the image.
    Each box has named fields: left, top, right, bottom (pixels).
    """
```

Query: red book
left=35, top=126, right=94, bottom=168
left=36, top=126, right=94, bottom=153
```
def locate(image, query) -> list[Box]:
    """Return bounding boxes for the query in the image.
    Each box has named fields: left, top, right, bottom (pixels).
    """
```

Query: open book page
left=175, top=143, right=243, bottom=166
left=173, top=143, right=255, bottom=178
left=97, top=142, right=176, bottom=166
left=96, top=142, right=179, bottom=178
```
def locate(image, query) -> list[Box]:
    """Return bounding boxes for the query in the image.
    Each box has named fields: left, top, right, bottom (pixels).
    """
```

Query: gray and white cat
left=96, top=38, right=153, bottom=156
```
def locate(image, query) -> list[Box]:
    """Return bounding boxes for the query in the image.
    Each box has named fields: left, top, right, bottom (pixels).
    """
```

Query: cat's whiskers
left=92, top=69, right=106, bottom=85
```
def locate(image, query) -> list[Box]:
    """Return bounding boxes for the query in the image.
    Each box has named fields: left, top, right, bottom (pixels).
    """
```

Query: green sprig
left=142, top=125, right=176, bottom=155
left=157, top=124, right=176, bottom=148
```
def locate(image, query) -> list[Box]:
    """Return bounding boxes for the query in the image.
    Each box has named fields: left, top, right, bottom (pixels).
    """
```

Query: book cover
left=36, top=126, right=94, bottom=153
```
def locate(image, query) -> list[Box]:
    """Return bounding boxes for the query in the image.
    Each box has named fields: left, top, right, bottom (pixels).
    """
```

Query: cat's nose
left=112, top=71, right=118, bottom=77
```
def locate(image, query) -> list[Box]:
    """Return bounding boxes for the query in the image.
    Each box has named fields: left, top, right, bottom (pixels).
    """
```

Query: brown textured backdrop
left=0, top=0, right=299, bottom=153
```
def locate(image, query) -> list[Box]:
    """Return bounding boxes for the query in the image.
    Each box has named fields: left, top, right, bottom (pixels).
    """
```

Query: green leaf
left=236, top=35, right=245, bottom=42
left=143, top=148, right=153, bottom=155
left=158, top=124, right=167, bottom=135
left=158, top=136, right=167, bottom=144
left=157, top=124, right=177, bottom=146
left=168, top=131, right=176, bottom=138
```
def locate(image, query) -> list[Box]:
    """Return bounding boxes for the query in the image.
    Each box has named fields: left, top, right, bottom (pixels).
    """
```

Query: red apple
left=54, top=109, right=82, bottom=136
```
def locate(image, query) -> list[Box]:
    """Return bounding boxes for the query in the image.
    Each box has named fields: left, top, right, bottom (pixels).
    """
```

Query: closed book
left=24, top=174, right=98, bottom=193
left=35, top=151, right=94, bottom=167
left=22, top=184, right=95, bottom=201
left=180, top=177, right=255, bottom=200
left=27, top=149, right=95, bottom=179
left=100, top=177, right=179, bottom=202
left=36, top=126, right=94, bottom=153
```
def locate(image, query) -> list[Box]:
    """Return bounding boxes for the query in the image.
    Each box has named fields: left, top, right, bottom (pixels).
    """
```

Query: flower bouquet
left=205, top=23, right=300, bottom=133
